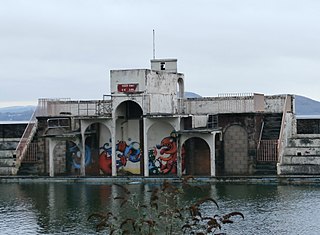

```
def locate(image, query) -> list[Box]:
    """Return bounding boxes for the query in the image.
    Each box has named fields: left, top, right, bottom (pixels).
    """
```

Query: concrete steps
left=0, top=139, right=19, bottom=175
left=278, top=136, right=320, bottom=175
left=261, top=114, right=282, bottom=140
left=254, top=162, right=277, bottom=175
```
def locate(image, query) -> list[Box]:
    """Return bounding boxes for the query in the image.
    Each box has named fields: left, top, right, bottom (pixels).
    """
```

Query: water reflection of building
left=5, top=59, right=320, bottom=177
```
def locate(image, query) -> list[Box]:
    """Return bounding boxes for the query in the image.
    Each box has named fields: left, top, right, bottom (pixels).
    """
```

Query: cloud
left=1, top=0, right=320, bottom=105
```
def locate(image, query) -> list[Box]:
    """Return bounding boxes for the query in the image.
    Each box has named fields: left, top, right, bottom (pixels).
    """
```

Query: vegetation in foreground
left=88, top=177, right=244, bottom=234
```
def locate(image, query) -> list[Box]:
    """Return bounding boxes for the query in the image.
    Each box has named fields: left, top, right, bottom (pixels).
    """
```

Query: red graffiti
left=99, top=151, right=112, bottom=175
left=157, top=136, right=178, bottom=174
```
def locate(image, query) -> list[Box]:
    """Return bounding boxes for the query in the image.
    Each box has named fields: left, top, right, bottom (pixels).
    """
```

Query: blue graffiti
left=68, top=145, right=91, bottom=169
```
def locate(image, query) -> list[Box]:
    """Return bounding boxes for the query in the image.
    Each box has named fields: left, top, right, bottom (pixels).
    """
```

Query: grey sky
left=1, top=0, right=320, bottom=107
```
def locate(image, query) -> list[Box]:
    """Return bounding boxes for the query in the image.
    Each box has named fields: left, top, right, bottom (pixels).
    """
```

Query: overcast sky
left=1, top=0, right=320, bottom=107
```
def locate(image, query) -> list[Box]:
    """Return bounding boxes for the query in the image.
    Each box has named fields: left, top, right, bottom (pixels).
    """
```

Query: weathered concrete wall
left=278, top=135, right=320, bottom=175
left=0, top=123, right=27, bottom=175
left=264, top=95, right=287, bottom=113
left=110, top=69, right=147, bottom=94
left=185, top=95, right=289, bottom=115
left=192, top=115, right=208, bottom=128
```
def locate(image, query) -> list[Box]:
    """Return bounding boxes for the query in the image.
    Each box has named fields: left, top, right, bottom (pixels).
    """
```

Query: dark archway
left=116, top=100, right=143, bottom=120
left=183, top=137, right=210, bottom=176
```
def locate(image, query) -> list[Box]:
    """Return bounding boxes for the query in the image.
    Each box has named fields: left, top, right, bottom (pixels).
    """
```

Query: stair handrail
left=14, top=103, right=41, bottom=165
left=257, top=121, right=264, bottom=151
left=277, top=95, right=290, bottom=164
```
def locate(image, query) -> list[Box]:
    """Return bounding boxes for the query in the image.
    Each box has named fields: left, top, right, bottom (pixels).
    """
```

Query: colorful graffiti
left=99, top=142, right=112, bottom=175
left=149, top=132, right=184, bottom=175
left=98, top=139, right=142, bottom=175
left=67, top=144, right=91, bottom=169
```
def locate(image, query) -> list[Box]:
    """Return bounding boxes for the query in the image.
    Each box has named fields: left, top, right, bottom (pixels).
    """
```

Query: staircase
left=0, top=123, right=27, bottom=175
left=261, top=114, right=282, bottom=140
left=278, top=136, right=320, bottom=175
left=255, top=114, right=282, bottom=175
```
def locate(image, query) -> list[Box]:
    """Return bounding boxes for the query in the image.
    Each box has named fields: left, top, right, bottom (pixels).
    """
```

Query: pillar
left=48, top=138, right=55, bottom=177
left=177, top=134, right=182, bottom=177
left=80, top=132, right=86, bottom=176
left=111, top=118, right=117, bottom=176
left=143, top=117, right=149, bottom=176
left=210, top=132, right=216, bottom=177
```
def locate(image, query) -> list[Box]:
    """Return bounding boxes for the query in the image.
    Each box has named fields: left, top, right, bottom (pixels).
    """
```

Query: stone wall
left=218, top=113, right=263, bottom=175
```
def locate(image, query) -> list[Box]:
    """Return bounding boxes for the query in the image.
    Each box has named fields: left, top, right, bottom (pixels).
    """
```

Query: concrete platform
left=1, top=175, right=320, bottom=185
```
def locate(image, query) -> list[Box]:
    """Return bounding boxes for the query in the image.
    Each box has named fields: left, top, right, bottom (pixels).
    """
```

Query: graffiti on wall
left=149, top=131, right=184, bottom=175
left=99, top=141, right=112, bottom=175
left=67, top=143, right=92, bottom=169
left=99, top=139, right=142, bottom=175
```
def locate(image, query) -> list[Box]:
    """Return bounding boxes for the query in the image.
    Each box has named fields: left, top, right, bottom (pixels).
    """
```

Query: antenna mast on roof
left=153, top=29, right=156, bottom=59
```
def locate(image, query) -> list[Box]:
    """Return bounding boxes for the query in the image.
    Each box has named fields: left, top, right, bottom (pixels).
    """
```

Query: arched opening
left=183, top=137, right=210, bottom=176
left=82, top=123, right=111, bottom=176
left=53, top=141, right=68, bottom=175
left=115, top=101, right=144, bottom=176
left=65, top=140, right=90, bottom=175
left=177, top=77, right=184, bottom=99
left=147, top=122, right=178, bottom=175
left=223, top=125, right=249, bottom=175
left=116, top=100, right=143, bottom=120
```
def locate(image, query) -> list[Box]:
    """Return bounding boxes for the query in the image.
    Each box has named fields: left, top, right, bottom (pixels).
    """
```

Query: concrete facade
left=7, top=59, right=303, bottom=177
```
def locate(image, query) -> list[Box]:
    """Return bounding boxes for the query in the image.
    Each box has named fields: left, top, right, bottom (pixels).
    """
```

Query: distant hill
left=0, top=106, right=35, bottom=121
left=0, top=95, right=319, bottom=121
left=184, top=92, right=202, bottom=98
left=295, top=95, right=320, bottom=115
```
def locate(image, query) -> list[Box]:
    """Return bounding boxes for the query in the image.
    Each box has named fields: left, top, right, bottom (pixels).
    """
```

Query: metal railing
left=14, top=106, right=40, bottom=164
left=218, top=93, right=255, bottom=113
left=37, top=98, right=112, bottom=117
left=22, top=142, right=38, bottom=163
left=257, top=140, right=278, bottom=162
left=257, top=121, right=264, bottom=151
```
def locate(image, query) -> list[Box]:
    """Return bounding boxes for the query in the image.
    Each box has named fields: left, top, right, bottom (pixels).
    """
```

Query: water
left=0, top=182, right=320, bottom=235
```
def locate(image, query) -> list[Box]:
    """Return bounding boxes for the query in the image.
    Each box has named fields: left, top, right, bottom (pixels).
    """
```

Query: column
left=48, top=138, right=55, bottom=177
left=143, top=118, right=149, bottom=176
left=111, top=118, right=117, bottom=176
left=210, top=132, right=216, bottom=177
left=80, top=132, right=86, bottom=176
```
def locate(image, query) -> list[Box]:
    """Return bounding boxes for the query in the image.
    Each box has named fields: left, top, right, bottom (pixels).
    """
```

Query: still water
left=0, top=182, right=320, bottom=235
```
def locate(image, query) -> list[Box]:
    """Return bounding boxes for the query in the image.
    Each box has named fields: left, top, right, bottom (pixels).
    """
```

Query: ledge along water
left=2, top=175, right=320, bottom=185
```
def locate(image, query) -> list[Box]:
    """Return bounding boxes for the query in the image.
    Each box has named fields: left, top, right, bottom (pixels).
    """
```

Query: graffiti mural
left=66, top=142, right=92, bottom=172
left=149, top=132, right=184, bottom=175
left=98, top=139, right=142, bottom=175
left=99, top=141, right=112, bottom=175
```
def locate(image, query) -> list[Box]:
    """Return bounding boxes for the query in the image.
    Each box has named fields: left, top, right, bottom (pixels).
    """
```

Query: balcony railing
left=37, top=98, right=112, bottom=117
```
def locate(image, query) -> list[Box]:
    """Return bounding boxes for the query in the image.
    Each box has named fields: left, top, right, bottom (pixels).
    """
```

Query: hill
left=0, top=106, right=35, bottom=121
left=295, top=95, right=320, bottom=115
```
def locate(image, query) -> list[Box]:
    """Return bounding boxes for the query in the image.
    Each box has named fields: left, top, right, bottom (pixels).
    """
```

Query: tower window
left=160, top=62, right=166, bottom=70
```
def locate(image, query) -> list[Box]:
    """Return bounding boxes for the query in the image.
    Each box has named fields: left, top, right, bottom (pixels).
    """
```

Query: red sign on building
left=117, top=84, right=138, bottom=93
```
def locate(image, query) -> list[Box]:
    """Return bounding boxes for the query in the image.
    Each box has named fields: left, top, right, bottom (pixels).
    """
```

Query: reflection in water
left=0, top=182, right=320, bottom=234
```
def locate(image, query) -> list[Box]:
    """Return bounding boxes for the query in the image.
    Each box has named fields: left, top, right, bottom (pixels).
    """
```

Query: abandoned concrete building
left=1, top=59, right=320, bottom=177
